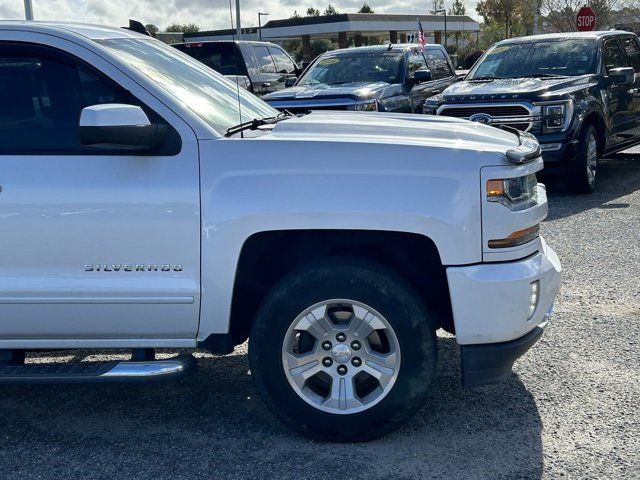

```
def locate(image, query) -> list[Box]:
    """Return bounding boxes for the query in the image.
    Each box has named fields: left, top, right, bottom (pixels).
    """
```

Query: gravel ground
left=0, top=158, right=638, bottom=480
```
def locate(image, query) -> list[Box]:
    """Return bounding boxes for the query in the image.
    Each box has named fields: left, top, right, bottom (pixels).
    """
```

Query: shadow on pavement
left=543, top=157, right=640, bottom=220
left=0, top=337, right=542, bottom=480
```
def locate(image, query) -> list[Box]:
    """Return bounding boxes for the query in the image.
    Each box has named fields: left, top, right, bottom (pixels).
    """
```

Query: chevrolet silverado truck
left=262, top=44, right=457, bottom=114
left=0, top=22, right=561, bottom=442
left=424, top=31, right=640, bottom=194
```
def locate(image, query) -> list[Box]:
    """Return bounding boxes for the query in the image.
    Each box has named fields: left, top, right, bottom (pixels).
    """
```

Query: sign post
left=576, top=6, right=596, bottom=31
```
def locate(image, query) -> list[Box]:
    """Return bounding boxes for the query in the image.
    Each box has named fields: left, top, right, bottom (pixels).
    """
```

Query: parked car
left=0, top=21, right=561, bottom=442
left=424, top=31, right=640, bottom=193
left=262, top=44, right=458, bottom=114
left=173, top=40, right=300, bottom=95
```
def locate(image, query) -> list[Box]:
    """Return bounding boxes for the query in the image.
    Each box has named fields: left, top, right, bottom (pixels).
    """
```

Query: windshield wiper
left=225, top=111, right=292, bottom=137
left=516, top=73, right=568, bottom=78
left=468, top=76, right=500, bottom=81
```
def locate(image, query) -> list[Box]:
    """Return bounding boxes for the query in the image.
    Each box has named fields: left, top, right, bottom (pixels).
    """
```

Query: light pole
left=434, top=8, right=447, bottom=50
left=258, top=12, right=269, bottom=41
left=24, top=0, right=34, bottom=20
left=235, top=0, right=241, bottom=37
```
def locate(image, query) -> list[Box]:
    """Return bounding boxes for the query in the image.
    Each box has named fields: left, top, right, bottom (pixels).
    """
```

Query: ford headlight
left=349, top=100, right=378, bottom=111
left=541, top=101, right=573, bottom=133
left=486, top=173, right=538, bottom=211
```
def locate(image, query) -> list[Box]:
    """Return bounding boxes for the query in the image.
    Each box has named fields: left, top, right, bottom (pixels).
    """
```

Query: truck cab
left=172, top=40, right=300, bottom=95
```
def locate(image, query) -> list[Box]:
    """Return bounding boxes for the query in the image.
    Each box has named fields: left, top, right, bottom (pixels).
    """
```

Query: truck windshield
left=95, top=38, right=278, bottom=134
left=298, top=52, right=404, bottom=86
left=468, top=39, right=597, bottom=80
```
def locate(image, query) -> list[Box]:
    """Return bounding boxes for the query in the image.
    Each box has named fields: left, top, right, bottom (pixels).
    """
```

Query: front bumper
left=535, top=131, right=578, bottom=164
left=446, top=238, right=561, bottom=385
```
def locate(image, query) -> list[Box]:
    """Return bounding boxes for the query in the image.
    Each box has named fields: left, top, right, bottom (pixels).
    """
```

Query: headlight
left=349, top=100, right=378, bottom=111
left=486, top=173, right=538, bottom=211
left=541, top=101, right=573, bottom=133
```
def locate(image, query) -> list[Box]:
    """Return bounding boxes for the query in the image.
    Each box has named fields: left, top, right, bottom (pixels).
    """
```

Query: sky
left=0, top=0, right=479, bottom=32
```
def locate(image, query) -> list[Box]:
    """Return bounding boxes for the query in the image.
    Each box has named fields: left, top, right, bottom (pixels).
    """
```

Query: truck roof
left=0, top=20, right=147, bottom=41
left=173, top=40, right=280, bottom=48
left=323, top=43, right=445, bottom=56
left=497, top=30, right=634, bottom=45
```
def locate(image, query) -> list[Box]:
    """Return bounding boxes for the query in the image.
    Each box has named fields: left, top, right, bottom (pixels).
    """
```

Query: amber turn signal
left=488, top=225, right=540, bottom=248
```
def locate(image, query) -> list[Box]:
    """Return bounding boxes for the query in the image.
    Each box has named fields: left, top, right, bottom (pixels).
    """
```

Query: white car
left=0, top=21, right=561, bottom=441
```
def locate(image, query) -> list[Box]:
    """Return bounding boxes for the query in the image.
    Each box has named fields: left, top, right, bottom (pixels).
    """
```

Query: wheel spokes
left=323, top=374, right=361, bottom=411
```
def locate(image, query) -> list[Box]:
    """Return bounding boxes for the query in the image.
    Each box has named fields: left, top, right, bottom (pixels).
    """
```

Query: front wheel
left=249, top=256, right=438, bottom=442
left=565, top=124, right=599, bottom=194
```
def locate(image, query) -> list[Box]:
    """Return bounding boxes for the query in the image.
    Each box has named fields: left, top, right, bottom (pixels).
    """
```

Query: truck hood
left=263, top=82, right=388, bottom=101
left=442, top=75, right=594, bottom=101
left=263, top=111, right=520, bottom=156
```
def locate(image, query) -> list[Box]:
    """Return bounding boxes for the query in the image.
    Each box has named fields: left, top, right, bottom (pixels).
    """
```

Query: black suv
left=424, top=31, right=640, bottom=193
left=173, top=40, right=301, bottom=95
left=263, top=44, right=457, bottom=114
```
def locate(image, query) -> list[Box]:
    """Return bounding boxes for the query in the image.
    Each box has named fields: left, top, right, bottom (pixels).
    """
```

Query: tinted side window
left=407, top=52, right=428, bottom=78
left=425, top=49, right=453, bottom=79
left=622, top=37, right=640, bottom=72
left=0, top=49, right=128, bottom=153
left=174, top=43, right=246, bottom=76
left=603, top=39, right=627, bottom=71
left=269, top=46, right=296, bottom=73
left=252, top=46, right=276, bottom=73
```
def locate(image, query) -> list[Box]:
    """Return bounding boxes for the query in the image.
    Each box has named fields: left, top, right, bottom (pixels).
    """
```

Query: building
left=184, top=13, right=479, bottom=61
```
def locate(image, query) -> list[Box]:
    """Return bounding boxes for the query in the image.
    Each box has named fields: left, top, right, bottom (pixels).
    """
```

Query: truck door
left=0, top=41, right=201, bottom=346
left=620, top=36, right=640, bottom=138
left=406, top=49, right=455, bottom=113
left=602, top=38, right=636, bottom=144
left=251, top=45, right=283, bottom=95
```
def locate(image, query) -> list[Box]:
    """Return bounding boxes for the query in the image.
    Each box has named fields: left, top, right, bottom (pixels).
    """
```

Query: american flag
left=417, top=18, right=425, bottom=52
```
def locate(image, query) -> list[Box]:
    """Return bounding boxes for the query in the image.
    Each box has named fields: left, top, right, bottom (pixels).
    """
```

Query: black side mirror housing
left=609, top=66, right=635, bottom=85
left=411, top=69, right=432, bottom=85
left=285, top=77, right=298, bottom=88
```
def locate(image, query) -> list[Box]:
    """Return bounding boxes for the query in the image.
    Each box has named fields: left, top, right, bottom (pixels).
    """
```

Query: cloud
left=0, top=0, right=479, bottom=31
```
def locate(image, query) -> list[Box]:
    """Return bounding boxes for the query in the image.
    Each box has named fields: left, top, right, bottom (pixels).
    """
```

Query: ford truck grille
left=437, top=103, right=541, bottom=132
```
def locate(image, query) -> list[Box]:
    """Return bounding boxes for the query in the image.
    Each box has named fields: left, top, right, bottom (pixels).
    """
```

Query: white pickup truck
left=0, top=22, right=561, bottom=441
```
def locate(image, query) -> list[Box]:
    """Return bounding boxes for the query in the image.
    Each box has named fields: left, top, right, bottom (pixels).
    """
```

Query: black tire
left=249, top=256, right=438, bottom=442
left=565, top=124, right=599, bottom=194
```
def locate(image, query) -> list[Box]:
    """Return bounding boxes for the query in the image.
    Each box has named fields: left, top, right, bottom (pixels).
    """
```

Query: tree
left=358, top=3, right=374, bottom=13
left=431, top=0, right=445, bottom=13
left=291, top=10, right=301, bottom=18
left=145, top=24, right=159, bottom=37
left=324, top=4, right=339, bottom=15
left=448, top=0, right=468, bottom=53
left=475, top=0, right=530, bottom=38
left=165, top=23, right=200, bottom=33
left=540, top=0, right=619, bottom=32
left=306, top=7, right=320, bottom=16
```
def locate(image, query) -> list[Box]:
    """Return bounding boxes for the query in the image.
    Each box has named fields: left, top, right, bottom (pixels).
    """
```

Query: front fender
left=196, top=137, right=486, bottom=338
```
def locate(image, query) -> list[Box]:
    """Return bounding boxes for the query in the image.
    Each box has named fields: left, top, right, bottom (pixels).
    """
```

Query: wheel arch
left=209, top=229, right=453, bottom=352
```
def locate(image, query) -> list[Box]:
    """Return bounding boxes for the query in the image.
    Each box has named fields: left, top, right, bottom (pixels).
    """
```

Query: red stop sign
left=576, top=6, right=596, bottom=31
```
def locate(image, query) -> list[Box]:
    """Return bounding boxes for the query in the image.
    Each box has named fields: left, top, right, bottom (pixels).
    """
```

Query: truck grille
left=440, top=105, right=530, bottom=118
left=437, top=103, right=539, bottom=132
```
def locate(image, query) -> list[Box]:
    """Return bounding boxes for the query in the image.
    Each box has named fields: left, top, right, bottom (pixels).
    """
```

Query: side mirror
left=412, top=69, right=432, bottom=85
left=294, top=67, right=303, bottom=76
left=609, top=66, right=635, bottom=85
left=79, top=104, right=167, bottom=151
left=285, top=76, right=298, bottom=88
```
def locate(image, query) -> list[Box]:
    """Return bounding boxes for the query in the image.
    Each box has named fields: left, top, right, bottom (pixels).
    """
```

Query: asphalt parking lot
left=0, top=158, right=638, bottom=480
